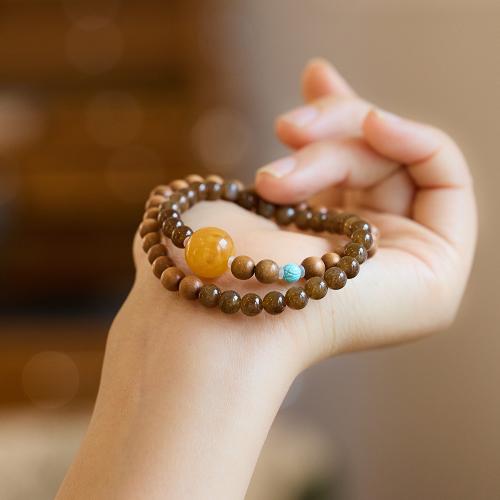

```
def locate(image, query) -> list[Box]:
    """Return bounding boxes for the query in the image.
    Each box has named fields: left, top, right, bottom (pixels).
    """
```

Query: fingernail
left=279, top=106, right=319, bottom=127
left=257, top=157, right=296, bottom=178
left=373, top=108, right=404, bottom=125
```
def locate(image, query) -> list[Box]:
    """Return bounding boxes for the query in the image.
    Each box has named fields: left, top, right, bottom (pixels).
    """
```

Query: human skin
left=56, top=59, right=477, bottom=499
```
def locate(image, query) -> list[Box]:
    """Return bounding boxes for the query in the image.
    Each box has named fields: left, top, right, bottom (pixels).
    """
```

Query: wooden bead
left=221, top=180, right=240, bottom=201
left=185, top=174, right=204, bottom=184
left=305, top=277, right=328, bottom=300
left=301, top=256, right=326, bottom=279
left=275, top=206, right=295, bottom=225
left=180, top=186, right=198, bottom=206
left=147, top=243, right=167, bottom=264
left=337, top=256, right=360, bottom=279
left=324, top=212, right=354, bottom=234
left=142, top=232, right=160, bottom=252
left=343, top=242, right=368, bottom=264
left=162, top=217, right=183, bottom=238
left=352, top=229, right=374, bottom=250
left=219, top=290, right=241, bottom=314
left=143, top=207, right=160, bottom=220
left=160, top=266, right=185, bottom=291
left=257, top=199, right=276, bottom=218
left=294, top=208, right=312, bottom=230
left=324, top=267, right=347, bottom=290
left=158, top=209, right=180, bottom=224
left=172, top=225, right=193, bottom=248
left=206, top=174, right=224, bottom=184
left=237, top=189, right=257, bottom=210
left=231, top=255, right=255, bottom=280
left=255, top=259, right=280, bottom=284
left=139, top=219, right=159, bottom=237
left=262, top=291, right=286, bottom=315
left=349, top=219, right=371, bottom=234
left=179, top=275, right=203, bottom=300
left=322, top=252, right=340, bottom=269
left=190, top=181, right=208, bottom=201
left=152, top=255, right=173, bottom=278
left=169, top=192, right=190, bottom=211
left=199, top=284, right=221, bottom=308
left=161, top=200, right=182, bottom=213
left=145, top=194, right=167, bottom=209
left=285, top=287, right=308, bottom=310
left=310, top=210, right=327, bottom=232
left=241, top=293, right=263, bottom=316
left=206, top=181, right=222, bottom=200
left=170, top=179, right=189, bottom=191
left=150, top=185, right=172, bottom=197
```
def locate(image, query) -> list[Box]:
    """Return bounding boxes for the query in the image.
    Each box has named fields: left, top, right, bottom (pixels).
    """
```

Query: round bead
left=160, top=267, right=185, bottom=291
left=262, top=291, right=286, bottom=315
left=199, top=284, right=221, bottom=308
left=145, top=194, right=167, bottom=209
left=158, top=208, right=180, bottom=224
left=150, top=184, right=172, bottom=197
left=162, top=217, right=183, bottom=238
left=170, top=192, right=190, bottom=211
left=237, top=189, right=257, bottom=210
left=294, top=208, right=313, bottom=230
left=221, top=181, right=240, bottom=201
left=285, top=287, right=308, bottom=310
left=139, top=219, right=159, bottom=237
left=161, top=200, right=182, bottom=213
left=143, top=207, right=160, bottom=220
left=305, top=277, right=328, bottom=300
left=142, top=232, right=160, bottom=252
left=310, top=210, right=327, bottom=232
left=322, top=252, right=341, bottom=269
left=206, top=181, right=222, bottom=200
left=152, top=255, right=173, bottom=278
left=275, top=206, right=295, bottom=225
left=190, top=181, right=208, bottom=201
left=255, top=259, right=280, bottom=284
left=324, top=212, right=354, bottom=234
left=147, top=243, right=167, bottom=264
left=352, top=229, right=374, bottom=250
left=282, top=263, right=302, bottom=283
left=185, top=227, right=234, bottom=279
left=241, top=293, right=263, bottom=316
left=170, top=179, right=189, bottom=191
left=257, top=199, right=276, bottom=218
left=219, top=290, right=241, bottom=314
left=180, top=186, right=198, bottom=206
left=337, top=256, right=360, bottom=279
left=172, top=225, right=193, bottom=248
left=231, top=255, right=255, bottom=280
left=343, top=242, right=368, bottom=264
left=185, top=174, right=204, bottom=184
left=324, top=267, right=347, bottom=290
left=301, top=256, right=326, bottom=279
left=206, top=174, right=224, bottom=184
left=179, top=275, right=203, bottom=300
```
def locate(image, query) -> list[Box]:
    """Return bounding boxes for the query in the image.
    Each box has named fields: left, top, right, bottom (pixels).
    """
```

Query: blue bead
left=282, top=263, right=302, bottom=283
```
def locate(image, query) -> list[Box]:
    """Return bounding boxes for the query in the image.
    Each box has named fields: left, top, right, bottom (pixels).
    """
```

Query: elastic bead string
left=138, top=175, right=378, bottom=316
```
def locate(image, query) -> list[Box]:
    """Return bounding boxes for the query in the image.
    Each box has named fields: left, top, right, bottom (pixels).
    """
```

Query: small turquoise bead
left=282, top=263, right=302, bottom=283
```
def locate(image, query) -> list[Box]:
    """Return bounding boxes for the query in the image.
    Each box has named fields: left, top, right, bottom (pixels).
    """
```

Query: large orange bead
left=185, top=227, right=234, bottom=278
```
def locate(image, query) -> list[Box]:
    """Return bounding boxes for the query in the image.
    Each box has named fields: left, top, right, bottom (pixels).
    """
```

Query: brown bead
left=145, top=194, right=167, bottom=209
left=301, top=256, right=326, bottom=279
left=206, top=174, right=224, bottom=184
left=150, top=185, right=172, bottom=197
left=169, top=192, right=190, bottom=211
left=337, top=256, right=360, bottom=279
left=324, top=267, right=347, bottom=290
left=185, top=174, right=204, bottom=184
left=199, top=284, right=221, bottom=308
left=310, top=210, right=327, bottom=232
left=352, top=229, right=374, bottom=250
left=275, top=206, right=295, bottom=225
left=221, top=180, right=240, bottom=201
left=324, top=212, right=354, bottom=234
left=285, top=286, right=308, bottom=310
left=152, top=255, right=173, bottom=278
left=342, top=215, right=361, bottom=235
left=240, top=293, right=263, bottom=316
left=162, top=217, right=183, bottom=238
left=294, top=208, right=313, bottom=230
left=179, top=275, right=203, bottom=300
left=180, top=187, right=198, bottom=206
left=237, top=189, right=257, bottom=210
left=322, top=252, right=341, bottom=269
left=142, top=232, right=160, bottom=252
left=219, top=290, right=241, bottom=314
left=144, top=207, right=160, bottom=220
left=147, top=243, right=167, bottom=264
left=257, top=199, right=276, bottom=218
left=231, top=256, right=255, bottom=280
left=161, top=199, right=182, bottom=213
left=343, top=242, right=368, bottom=264
left=344, top=216, right=371, bottom=235
left=170, top=179, right=189, bottom=191
left=255, top=259, right=280, bottom=284
left=158, top=208, right=180, bottom=224
left=262, top=291, right=286, bottom=315
left=160, top=266, right=185, bottom=291
left=139, top=219, right=159, bottom=237
left=304, top=277, right=328, bottom=300
left=171, top=225, right=193, bottom=248
left=206, top=181, right=222, bottom=200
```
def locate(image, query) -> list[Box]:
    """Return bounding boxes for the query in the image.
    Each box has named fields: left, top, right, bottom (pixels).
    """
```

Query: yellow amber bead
left=185, top=227, right=234, bottom=278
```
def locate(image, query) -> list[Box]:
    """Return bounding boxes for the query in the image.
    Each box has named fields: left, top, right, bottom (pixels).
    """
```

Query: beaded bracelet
left=139, top=174, right=377, bottom=316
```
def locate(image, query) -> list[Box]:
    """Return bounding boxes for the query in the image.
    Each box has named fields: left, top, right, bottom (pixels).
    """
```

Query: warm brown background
left=0, top=1, right=498, bottom=499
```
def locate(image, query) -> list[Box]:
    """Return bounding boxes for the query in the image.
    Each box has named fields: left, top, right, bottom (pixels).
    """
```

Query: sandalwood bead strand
left=179, top=275, right=203, bottom=300
left=231, top=256, right=255, bottom=280
left=255, top=259, right=280, bottom=284
left=161, top=267, right=185, bottom=291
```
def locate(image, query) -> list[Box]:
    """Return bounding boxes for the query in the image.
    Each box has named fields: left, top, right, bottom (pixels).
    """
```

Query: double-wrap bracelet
left=139, top=174, right=377, bottom=316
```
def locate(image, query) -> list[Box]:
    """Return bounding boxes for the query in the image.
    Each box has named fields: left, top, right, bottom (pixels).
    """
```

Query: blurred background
left=0, top=0, right=498, bottom=499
